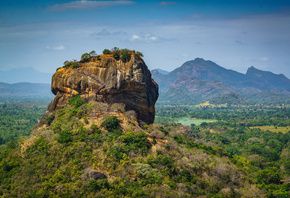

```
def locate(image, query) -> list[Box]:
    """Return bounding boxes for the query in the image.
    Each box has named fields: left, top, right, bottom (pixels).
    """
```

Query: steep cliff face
left=47, top=52, right=158, bottom=125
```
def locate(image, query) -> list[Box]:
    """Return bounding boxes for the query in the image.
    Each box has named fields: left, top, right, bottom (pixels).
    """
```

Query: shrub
left=91, top=124, right=101, bottom=134
left=133, top=163, right=161, bottom=178
left=110, top=146, right=126, bottom=161
left=89, top=179, right=109, bottom=191
left=135, top=51, right=143, bottom=58
left=159, top=127, right=169, bottom=135
left=173, top=135, right=184, bottom=144
left=89, top=50, right=97, bottom=56
left=69, top=95, right=85, bottom=108
left=80, top=53, right=91, bottom=62
left=57, top=130, right=73, bottom=144
left=113, top=52, right=120, bottom=60
left=45, top=114, right=55, bottom=125
left=118, top=131, right=150, bottom=151
left=83, top=117, right=89, bottom=124
left=63, top=61, right=72, bottom=69
left=111, top=47, right=119, bottom=52
left=149, top=130, right=165, bottom=139
left=102, top=49, right=111, bottom=55
left=257, top=167, right=282, bottom=184
left=101, top=116, right=119, bottom=131
left=120, top=49, right=130, bottom=62
left=77, top=126, right=88, bottom=142
left=72, top=62, right=78, bottom=69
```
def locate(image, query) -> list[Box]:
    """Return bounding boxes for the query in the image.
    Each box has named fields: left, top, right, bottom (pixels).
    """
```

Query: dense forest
left=0, top=97, right=50, bottom=145
left=0, top=96, right=290, bottom=197
left=155, top=104, right=290, bottom=197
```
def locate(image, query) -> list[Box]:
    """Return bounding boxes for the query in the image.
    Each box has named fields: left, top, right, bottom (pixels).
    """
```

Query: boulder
left=90, top=171, right=107, bottom=180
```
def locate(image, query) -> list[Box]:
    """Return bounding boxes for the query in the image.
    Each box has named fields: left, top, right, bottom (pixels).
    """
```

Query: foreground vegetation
left=0, top=97, right=290, bottom=197
left=156, top=104, right=290, bottom=197
left=0, top=99, right=49, bottom=145
left=0, top=96, right=277, bottom=197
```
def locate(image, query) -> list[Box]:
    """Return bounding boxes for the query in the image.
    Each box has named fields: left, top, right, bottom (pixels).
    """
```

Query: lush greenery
left=1, top=93, right=290, bottom=197
left=155, top=104, right=290, bottom=197
left=156, top=104, right=290, bottom=127
left=0, top=101, right=48, bottom=145
left=1, top=99, right=274, bottom=197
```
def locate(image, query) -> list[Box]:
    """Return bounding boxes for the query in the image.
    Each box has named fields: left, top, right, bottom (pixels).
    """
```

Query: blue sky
left=1, top=0, right=290, bottom=78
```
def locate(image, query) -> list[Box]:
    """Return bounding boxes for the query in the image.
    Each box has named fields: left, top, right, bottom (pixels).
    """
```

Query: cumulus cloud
left=47, top=0, right=135, bottom=11
left=130, top=33, right=159, bottom=42
left=131, top=34, right=141, bottom=41
left=129, top=33, right=175, bottom=43
left=45, top=45, right=65, bottom=50
left=158, top=1, right=176, bottom=6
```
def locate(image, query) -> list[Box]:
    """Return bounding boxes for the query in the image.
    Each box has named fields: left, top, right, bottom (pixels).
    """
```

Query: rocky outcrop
left=46, top=51, right=158, bottom=125
left=90, top=171, right=107, bottom=180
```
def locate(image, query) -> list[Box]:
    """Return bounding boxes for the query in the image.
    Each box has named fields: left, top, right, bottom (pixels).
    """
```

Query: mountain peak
left=155, top=68, right=169, bottom=75
left=193, top=57, right=206, bottom=62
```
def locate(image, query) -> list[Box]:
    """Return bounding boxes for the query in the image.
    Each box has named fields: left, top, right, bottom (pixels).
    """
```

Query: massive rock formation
left=46, top=51, right=158, bottom=125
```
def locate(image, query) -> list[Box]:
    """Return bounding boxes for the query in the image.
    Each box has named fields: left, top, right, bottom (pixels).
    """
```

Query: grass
left=250, top=125, right=290, bottom=133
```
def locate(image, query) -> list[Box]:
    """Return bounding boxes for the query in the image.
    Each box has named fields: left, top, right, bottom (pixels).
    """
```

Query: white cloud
left=46, top=45, right=65, bottom=50
left=131, top=34, right=141, bottom=41
left=129, top=33, right=174, bottom=43
left=47, top=0, right=135, bottom=11
left=130, top=33, right=160, bottom=42
left=149, top=36, right=158, bottom=41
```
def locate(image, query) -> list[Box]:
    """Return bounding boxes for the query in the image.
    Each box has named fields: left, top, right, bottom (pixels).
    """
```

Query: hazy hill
left=155, top=68, right=169, bottom=75
left=242, top=90, right=290, bottom=105
left=0, top=67, right=52, bottom=84
left=245, top=66, right=290, bottom=91
left=153, top=58, right=290, bottom=105
left=209, top=93, right=249, bottom=105
left=159, top=74, right=237, bottom=104
left=168, top=58, right=246, bottom=89
left=0, top=82, right=53, bottom=96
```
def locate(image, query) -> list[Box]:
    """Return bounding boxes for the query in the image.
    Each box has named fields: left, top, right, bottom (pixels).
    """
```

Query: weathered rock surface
left=46, top=52, right=158, bottom=124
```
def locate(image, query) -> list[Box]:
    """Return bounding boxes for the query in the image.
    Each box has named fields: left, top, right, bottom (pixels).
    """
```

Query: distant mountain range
left=155, top=68, right=170, bottom=75
left=152, top=58, right=290, bottom=105
left=0, top=67, right=52, bottom=84
left=0, top=82, right=53, bottom=96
